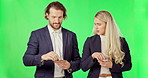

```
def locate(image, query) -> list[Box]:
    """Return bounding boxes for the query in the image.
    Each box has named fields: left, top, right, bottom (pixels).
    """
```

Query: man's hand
left=41, top=51, right=60, bottom=61
left=55, top=60, right=71, bottom=70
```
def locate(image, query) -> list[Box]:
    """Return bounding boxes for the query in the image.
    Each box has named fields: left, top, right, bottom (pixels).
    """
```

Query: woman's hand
left=98, top=59, right=113, bottom=68
left=92, top=52, right=106, bottom=61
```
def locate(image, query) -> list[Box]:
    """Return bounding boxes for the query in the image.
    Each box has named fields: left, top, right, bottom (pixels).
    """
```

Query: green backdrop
left=0, top=0, right=148, bottom=78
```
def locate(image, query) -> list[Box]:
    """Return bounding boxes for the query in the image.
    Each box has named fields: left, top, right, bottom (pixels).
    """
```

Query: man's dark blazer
left=23, top=26, right=81, bottom=78
left=81, top=35, right=132, bottom=78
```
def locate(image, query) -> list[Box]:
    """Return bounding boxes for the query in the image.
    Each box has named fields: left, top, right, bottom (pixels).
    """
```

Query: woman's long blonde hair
left=93, top=10, right=125, bottom=64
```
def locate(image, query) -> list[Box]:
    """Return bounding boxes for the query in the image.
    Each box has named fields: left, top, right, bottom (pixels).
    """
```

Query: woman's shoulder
left=120, top=37, right=126, bottom=42
left=84, top=35, right=100, bottom=43
left=120, top=37, right=129, bottom=46
left=87, top=34, right=99, bottom=39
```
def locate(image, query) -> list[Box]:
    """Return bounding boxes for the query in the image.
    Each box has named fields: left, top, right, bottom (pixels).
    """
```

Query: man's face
left=46, top=7, right=64, bottom=30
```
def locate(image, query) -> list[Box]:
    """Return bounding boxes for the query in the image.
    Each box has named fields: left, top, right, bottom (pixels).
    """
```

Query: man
left=23, top=1, right=81, bottom=78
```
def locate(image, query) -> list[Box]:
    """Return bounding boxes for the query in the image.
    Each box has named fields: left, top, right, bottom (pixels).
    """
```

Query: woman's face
left=94, top=17, right=106, bottom=35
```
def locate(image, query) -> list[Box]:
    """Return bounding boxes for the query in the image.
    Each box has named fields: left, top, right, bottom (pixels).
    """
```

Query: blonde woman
left=81, top=10, right=132, bottom=78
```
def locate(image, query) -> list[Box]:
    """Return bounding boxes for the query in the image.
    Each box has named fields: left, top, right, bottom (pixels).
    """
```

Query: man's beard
left=50, top=23, right=61, bottom=30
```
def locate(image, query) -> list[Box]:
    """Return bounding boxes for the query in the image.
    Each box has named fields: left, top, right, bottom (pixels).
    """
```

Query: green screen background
left=0, top=0, right=147, bottom=78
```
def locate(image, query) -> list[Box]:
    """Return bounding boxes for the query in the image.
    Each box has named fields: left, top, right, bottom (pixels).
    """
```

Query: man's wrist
left=67, top=68, right=72, bottom=73
left=41, top=60, right=44, bottom=65
left=67, top=62, right=72, bottom=73
left=41, top=55, right=44, bottom=60
left=40, top=55, right=45, bottom=65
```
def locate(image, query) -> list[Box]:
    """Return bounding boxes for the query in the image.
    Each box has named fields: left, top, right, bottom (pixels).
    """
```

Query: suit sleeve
left=69, top=33, right=81, bottom=73
left=81, top=37, right=96, bottom=72
left=23, top=31, right=42, bottom=66
left=109, top=38, right=132, bottom=72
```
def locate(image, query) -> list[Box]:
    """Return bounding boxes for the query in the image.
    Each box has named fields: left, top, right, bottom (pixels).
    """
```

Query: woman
left=81, top=10, right=132, bottom=78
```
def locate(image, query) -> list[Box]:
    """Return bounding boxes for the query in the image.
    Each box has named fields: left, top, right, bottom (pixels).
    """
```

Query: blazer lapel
left=44, top=26, right=53, bottom=51
left=92, top=35, right=102, bottom=52
left=62, top=28, right=67, bottom=59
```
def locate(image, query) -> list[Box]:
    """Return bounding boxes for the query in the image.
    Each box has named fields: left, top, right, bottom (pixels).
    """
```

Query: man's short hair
left=45, top=1, right=67, bottom=20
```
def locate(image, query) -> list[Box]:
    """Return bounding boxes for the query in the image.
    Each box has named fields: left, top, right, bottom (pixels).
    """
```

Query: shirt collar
left=47, top=25, right=62, bottom=34
left=100, top=35, right=106, bottom=39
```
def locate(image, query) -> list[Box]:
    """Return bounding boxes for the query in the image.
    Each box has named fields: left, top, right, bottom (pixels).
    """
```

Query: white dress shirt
left=47, top=25, right=65, bottom=78
left=100, top=35, right=111, bottom=75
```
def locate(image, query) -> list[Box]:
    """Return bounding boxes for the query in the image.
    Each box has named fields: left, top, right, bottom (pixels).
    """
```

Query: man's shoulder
left=32, top=26, right=47, bottom=33
left=62, top=28, right=76, bottom=35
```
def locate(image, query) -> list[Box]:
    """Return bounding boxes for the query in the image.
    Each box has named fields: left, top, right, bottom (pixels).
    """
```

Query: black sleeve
left=23, top=31, right=42, bottom=66
left=81, top=37, right=96, bottom=72
left=110, top=38, right=132, bottom=72
left=69, top=33, right=81, bottom=73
